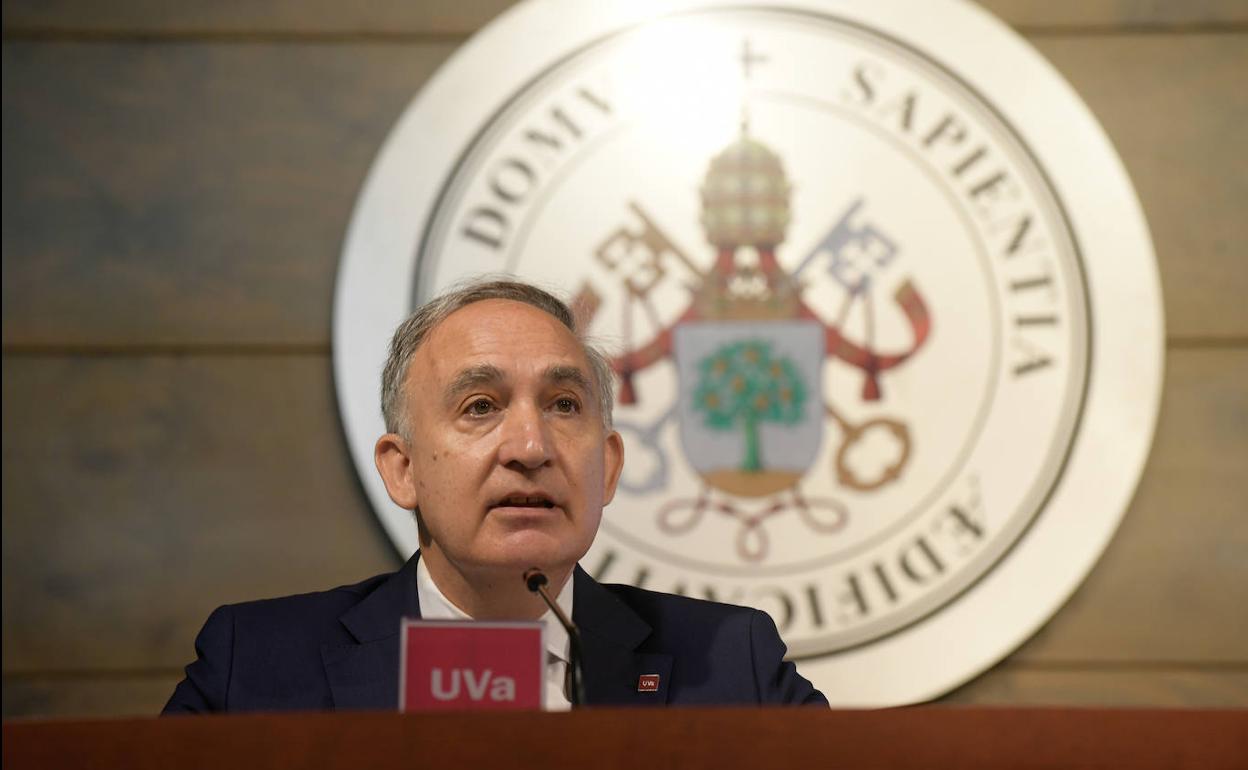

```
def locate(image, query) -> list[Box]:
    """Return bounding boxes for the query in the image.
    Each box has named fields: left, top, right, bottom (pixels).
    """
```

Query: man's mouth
left=493, top=495, right=556, bottom=509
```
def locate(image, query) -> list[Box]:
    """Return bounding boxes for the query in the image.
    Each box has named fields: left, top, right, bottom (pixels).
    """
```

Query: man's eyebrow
left=544, top=365, right=593, bottom=394
left=444, top=363, right=505, bottom=403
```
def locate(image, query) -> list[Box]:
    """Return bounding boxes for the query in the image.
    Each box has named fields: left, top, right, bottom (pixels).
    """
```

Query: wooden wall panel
left=2, top=42, right=454, bottom=347
left=4, top=35, right=1246, bottom=346
left=3, top=0, right=1245, bottom=719
left=978, top=0, right=1248, bottom=28
left=1, top=355, right=395, bottom=674
left=4, top=0, right=1246, bottom=36
left=2, top=351, right=1242, bottom=677
left=1034, top=34, right=1248, bottom=341
left=2, top=676, right=180, bottom=719
left=1005, top=349, right=1248, bottom=662
left=942, top=666, right=1248, bottom=707
left=0, top=1, right=512, bottom=37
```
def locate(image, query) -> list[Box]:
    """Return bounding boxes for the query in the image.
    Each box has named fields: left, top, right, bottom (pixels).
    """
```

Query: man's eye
left=466, top=398, right=494, bottom=416
left=553, top=397, right=580, bottom=414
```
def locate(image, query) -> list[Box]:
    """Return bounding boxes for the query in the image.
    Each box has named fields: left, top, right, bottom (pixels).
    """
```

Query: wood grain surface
left=5, top=35, right=1244, bottom=346
left=3, top=0, right=1245, bottom=718
left=1011, top=349, right=1248, bottom=662
left=4, top=709, right=1247, bottom=770
left=1, top=356, right=397, bottom=675
left=2, top=352, right=1243, bottom=683
left=2, top=42, right=455, bottom=347
left=943, top=665, right=1248, bottom=707
left=2, top=675, right=181, bottom=719
left=1031, top=33, right=1248, bottom=341
left=4, top=0, right=1247, bottom=35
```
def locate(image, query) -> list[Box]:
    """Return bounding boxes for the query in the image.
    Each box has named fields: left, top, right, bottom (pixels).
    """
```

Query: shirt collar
left=415, top=556, right=573, bottom=663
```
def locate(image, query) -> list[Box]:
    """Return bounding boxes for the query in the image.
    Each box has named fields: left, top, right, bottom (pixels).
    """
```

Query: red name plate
left=399, top=619, right=544, bottom=711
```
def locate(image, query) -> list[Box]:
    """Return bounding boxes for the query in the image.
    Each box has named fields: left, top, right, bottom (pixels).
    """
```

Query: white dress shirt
left=415, top=557, right=573, bottom=711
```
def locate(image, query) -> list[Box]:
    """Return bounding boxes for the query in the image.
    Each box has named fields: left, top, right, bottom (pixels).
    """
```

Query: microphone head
left=523, top=568, right=549, bottom=593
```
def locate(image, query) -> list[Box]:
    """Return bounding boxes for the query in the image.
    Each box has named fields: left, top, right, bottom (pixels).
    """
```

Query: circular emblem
left=335, top=0, right=1163, bottom=705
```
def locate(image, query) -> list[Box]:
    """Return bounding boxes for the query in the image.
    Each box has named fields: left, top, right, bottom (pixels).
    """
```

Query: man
left=165, top=279, right=826, bottom=711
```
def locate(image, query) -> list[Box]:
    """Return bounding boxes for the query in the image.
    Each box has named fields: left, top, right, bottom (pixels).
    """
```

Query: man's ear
left=601, top=430, right=625, bottom=505
left=375, top=433, right=419, bottom=510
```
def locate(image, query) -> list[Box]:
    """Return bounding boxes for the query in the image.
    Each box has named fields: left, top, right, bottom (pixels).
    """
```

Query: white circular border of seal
left=333, top=0, right=1163, bottom=705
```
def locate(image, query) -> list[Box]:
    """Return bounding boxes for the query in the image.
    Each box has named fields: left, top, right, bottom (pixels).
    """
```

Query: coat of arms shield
left=673, top=320, right=824, bottom=498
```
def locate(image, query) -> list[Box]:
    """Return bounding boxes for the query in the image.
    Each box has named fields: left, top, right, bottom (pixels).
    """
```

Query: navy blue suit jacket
left=163, top=554, right=827, bottom=712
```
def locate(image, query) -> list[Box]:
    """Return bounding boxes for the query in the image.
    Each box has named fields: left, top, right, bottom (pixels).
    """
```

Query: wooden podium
left=4, top=707, right=1245, bottom=769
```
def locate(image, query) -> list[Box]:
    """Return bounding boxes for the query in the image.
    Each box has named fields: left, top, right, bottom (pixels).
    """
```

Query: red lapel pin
left=637, top=674, right=661, bottom=692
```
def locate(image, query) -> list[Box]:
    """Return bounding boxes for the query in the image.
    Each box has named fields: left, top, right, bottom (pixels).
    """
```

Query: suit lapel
left=322, top=553, right=422, bottom=710
left=574, top=567, right=673, bottom=706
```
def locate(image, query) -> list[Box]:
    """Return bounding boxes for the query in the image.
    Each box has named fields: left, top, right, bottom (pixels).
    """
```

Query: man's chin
left=479, top=533, right=588, bottom=577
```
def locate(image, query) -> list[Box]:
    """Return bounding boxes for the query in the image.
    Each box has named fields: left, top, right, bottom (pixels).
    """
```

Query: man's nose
left=498, top=402, right=552, bottom=469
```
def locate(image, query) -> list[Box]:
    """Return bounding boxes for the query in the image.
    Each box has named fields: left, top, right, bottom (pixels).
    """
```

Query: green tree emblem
left=692, top=340, right=807, bottom=472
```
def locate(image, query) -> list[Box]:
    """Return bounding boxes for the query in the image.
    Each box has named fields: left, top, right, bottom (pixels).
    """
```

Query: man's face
left=394, top=299, right=624, bottom=582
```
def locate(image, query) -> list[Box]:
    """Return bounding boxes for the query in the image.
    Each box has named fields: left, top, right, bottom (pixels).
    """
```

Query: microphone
left=523, top=568, right=587, bottom=707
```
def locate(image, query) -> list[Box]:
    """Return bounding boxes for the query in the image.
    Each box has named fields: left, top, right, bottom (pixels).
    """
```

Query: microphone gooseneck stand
left=523, top=568, right=587, bottom=707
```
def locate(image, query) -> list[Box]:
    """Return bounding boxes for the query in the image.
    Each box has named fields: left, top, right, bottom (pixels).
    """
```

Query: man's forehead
left=410, top=298, right=589, bottom=381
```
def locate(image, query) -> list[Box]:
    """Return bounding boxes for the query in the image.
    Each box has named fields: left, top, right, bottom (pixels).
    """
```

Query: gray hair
left=381, top=277, right=615, bottom=436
